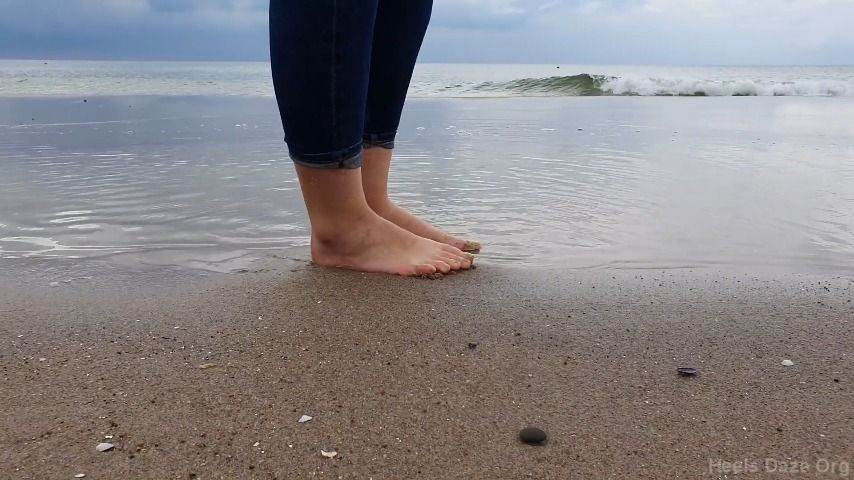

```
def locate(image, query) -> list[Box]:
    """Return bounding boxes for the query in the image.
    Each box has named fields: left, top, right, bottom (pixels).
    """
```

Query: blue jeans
left=269, top=0, right=433, bottom=169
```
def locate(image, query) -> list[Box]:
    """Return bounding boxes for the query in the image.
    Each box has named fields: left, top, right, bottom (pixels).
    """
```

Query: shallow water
left=1, top=95, right=854, bottom=274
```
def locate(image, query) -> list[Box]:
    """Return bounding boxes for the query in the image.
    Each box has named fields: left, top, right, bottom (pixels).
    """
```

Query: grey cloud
left=0, top=0, right=851, bottom=63
left=146, top=0, right=267, bottom=13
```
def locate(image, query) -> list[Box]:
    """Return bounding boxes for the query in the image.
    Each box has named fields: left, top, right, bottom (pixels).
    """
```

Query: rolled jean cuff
left=288, top=141, right=363, bottom=169
left=363, top=132, right=396, bottom=150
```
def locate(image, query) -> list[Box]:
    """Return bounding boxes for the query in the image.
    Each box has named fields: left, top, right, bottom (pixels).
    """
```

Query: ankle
left=310, top=210, right=374, bottom=244
left=365, top=196, right=396, bottom=216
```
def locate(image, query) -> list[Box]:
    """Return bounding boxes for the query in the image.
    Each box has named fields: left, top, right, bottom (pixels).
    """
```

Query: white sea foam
left=600, top=76, right=850, bottom=97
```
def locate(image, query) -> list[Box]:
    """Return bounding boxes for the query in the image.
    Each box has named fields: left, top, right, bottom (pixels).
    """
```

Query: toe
left=440, top=243, right=466, bottom=256
left=461, top=253, right=475, bottom=268
left=433, top=260, right=452, bottom=274
left=446, top=236, right=468, bottom=250
left=444, top=251, right=473, bottom=270
left=461, top=240, right=481, bottom=252
left=440, top=255, right=462, bottom=270
left=412, top=263, right=437, bottom=276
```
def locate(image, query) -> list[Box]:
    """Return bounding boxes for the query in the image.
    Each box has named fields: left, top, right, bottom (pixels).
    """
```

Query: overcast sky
left=1, top=0, right=852, bottom=65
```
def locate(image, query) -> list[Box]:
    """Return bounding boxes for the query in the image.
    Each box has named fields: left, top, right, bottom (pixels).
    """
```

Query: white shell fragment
left=298, top=415, right=313, bottom=423
left=781, top=359, right=794, bottom=366
left=320, top=449, right=338, bottom=458
left=74, top=475, right=86, bottom=478
left=96, top=442, right=114, bottom=452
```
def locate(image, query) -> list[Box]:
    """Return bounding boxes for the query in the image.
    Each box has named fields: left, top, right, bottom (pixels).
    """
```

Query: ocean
left=2, top=60, right=853, bottom=97
left=1, top=61, right=854, bottom=279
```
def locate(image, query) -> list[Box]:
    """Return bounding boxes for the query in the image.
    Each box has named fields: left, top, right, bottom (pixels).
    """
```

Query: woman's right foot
left=310, top=212, right=474, bottom=276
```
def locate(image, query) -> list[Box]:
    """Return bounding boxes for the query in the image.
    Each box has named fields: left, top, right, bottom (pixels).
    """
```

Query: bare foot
left=360, top=149, right=481, bottom=253
left=371, top=203, right=481, bottom=253
left=311, top=212, right=474, bottom=276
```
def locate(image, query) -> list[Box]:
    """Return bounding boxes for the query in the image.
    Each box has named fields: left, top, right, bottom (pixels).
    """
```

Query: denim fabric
left=270, top=0, right=433, bottom=168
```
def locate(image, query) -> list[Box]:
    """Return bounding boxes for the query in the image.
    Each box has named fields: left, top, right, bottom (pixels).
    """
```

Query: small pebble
left=198, top=363, right=218, bottom=369
left=677, top=367, right=698, bottom=376
left=781, top=359, right=794, bottom=366
left=95, top=442, right=114, bottom=452
left=74, top=475, right=86, bottom=479
left=519, top=427, right=547, bottom=444
left=298, top=415, right=313, bottom=423
left=320, top=449, right=338, bottom=458
left=467, top=342, right=478, bottom=350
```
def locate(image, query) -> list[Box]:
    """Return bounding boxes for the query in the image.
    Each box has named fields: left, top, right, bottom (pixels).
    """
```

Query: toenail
left=463, top=240, right=481, bottom=251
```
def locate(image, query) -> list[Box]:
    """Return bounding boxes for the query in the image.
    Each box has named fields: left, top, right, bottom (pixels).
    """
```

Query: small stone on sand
left=467, top=342, right=478, bottom=350
left=677, top=367, right=698, bottom=376
left=519, top=427, right=547, bottom=444
left=298, top=415, right=313, bottom=423
left=96, top=442, right=114, bottom=452
left=74, top=475, right=86, bottom=478
left=781, top=359, right=794, bottom=366
left=320, top=449, right=337, bottom=458
left=198, top=363, right=218, bottom=369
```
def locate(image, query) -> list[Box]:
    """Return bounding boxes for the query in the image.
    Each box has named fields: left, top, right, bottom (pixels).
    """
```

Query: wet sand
left=2, top=264, right=852, bottom=479
left=3, top=96, right=854, bottom=273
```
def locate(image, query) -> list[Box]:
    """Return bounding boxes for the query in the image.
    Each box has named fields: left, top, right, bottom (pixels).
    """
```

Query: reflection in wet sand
left=1, top=96, right=853, bottom=274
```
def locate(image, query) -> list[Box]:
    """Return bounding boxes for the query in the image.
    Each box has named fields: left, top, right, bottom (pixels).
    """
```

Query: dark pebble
left=677, top=367, right=698, bottom=376
left=519, top=427, right=547, bottom=444
left=467, top=342, right=478, bottom=350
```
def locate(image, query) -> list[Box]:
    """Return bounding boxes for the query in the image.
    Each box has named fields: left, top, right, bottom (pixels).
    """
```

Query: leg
left=269, top=0, right=472, bottom=275
left=361, top=0, right=481, bottom=252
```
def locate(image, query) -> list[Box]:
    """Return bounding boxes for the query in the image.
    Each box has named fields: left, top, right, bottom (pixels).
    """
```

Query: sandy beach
left=2, top=80, right=853, bottom=478
left=1, top=262, right=851, bottom=479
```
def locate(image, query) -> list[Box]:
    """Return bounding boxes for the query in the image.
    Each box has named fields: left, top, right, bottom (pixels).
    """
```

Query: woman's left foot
left=371, top=202, right=481, bottom=252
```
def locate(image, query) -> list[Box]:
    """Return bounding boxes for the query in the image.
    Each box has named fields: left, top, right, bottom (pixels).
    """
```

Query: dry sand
left=1, top=263, right=852, bottom=479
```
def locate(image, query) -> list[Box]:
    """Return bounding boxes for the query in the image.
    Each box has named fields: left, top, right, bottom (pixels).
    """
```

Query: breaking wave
left=469, top=74, right=850, bottom=97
